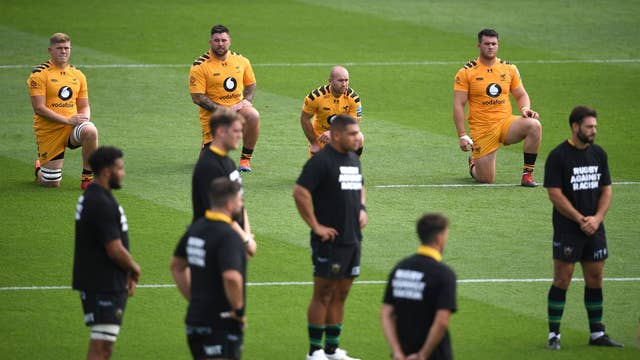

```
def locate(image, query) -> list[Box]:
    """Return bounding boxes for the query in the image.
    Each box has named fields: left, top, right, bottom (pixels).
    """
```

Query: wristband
left=234, top=307, right=245, bottom=318
left=360, top=204, right=366, bottom=212
left=243, top=236, right=250, bottom=245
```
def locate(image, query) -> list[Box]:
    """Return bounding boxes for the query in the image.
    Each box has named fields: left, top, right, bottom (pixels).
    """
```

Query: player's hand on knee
left=521, top=107, right=539, bottom=119
left=318, top=131, right=331, bottom=144
left=459, top=135, right=473, bottom=151
left=68, top=114, right=89, bottom=126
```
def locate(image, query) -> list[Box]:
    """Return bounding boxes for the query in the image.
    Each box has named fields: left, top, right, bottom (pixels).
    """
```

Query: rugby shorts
left=470, top=115, right=517, bottom=159
left=186, top=325, right=243, bottom=360
left=553, top=229, right=608, bottom=262
left=311, top=240, right=361, bottom=279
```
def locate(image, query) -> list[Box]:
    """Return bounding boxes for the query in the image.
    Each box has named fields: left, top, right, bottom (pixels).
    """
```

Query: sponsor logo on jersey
left=187, top=236, right=207, bottom=268
left=204, top=345, right=223, bottom=356
left=58, top=86, right=73, bottom=100
left=485, top=83, right=501, bottom=98
left=223, top=77, right=237, bottom=92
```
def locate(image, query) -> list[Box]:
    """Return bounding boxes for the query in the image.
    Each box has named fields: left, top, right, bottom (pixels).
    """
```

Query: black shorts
left=79, top=291, right=128, bottom=326
left=186, top=325, right=243, bottom=360
left=311, top=241, right=361, bottom=279
left=553, top=230, right=608, bottom=262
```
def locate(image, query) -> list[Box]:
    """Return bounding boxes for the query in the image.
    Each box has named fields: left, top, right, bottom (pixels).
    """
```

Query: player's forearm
left=105, top=240, right=140, bottom=279
left=418, top=312, right=450, bottom=359
left=300, top=113, right=319, bottom=144
left=452, top=104, right=467, bottom=137
left=76, top=100, right=91, bottom=119
left=514, top=89, right=531, bottom=112
left=33, top=105, right=74, bottom=125
left=192, top=93, right=218, bottom=112
left=380, top=305, right=404, bottom=356
left=243, top=83, right=256, bottom=103
left=170, top=257, right=191, bottom=301
left=595, top=186, right=612, bottom=222
left=222, top=270, right=244, bottom=310
left=293, top=185, right=320, bottom=231
left=548, top=189, right=583, bottom=223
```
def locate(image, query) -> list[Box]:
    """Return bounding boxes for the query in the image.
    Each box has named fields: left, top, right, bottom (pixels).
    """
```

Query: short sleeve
left=435, top=268, right=457, bottom=312
left=302, top=94, right=316, bottom=115
left=77, top=71, right=89, bottom=99
left=382, top=269, right=395, bottom=304
left=453, top=68, right=468, bottom=92
left=189, top=64, right=207, bottom=94
left=242, top=57, right=256, bottom=87
left=510, top=64, right=523, bottom=91
left=296, top=156, right=325, bottom=193
left=27, top=71, right=47, bottom=97
left=173, top=232, right=188, bottom=258
left=544, top=148, right=564, bottom=188
left=599, top=148, right=612, bottom=186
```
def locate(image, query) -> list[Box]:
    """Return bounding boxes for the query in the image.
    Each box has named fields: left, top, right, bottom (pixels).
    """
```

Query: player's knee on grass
left=39, top=166, right=62, bottom=187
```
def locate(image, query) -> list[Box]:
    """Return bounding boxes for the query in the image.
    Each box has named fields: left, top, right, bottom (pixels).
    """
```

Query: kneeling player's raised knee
left=73, top=121, right=98, bottom=143
left=39, top=166, right=63, bottom=187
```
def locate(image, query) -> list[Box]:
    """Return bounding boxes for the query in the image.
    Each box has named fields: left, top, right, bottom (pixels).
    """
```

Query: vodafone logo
left=485, top=83, right=501, bottom=98
left=223, top=77, right=237, bottom=92
left=58, top=86, right=73, bottom=100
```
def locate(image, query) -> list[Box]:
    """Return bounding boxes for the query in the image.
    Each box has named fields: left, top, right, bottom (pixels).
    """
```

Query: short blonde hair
left=50, top=33, right=70, bottom=45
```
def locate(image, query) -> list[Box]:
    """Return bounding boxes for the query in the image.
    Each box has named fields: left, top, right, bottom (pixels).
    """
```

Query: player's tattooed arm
left=191, top=93, right=217, bottom=111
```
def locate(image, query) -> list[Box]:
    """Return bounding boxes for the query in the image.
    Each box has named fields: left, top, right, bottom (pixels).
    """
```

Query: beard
left=109, top=176, right=122, bottom=190
left=577, top=131, right=595, bottom=144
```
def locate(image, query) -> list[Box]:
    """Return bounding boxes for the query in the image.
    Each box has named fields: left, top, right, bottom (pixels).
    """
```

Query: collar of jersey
left=209, top=145, right=227, bottom=156
left=567, top=139, right=590, bottom=149
left=205, top=210, right=232, bottom=224
left=416, top=245, right=442, bottom=262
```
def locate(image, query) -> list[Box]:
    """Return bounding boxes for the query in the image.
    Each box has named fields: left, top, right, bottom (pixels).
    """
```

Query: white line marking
left=2, top=277, right=638, bottom=291
left=374, top=181, right=640, bottom=189
left=2, top=59, right=640, bottom=69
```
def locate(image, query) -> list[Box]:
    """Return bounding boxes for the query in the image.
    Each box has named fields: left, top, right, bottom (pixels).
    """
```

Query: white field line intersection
left=2, top=277, right=639, bottom=291
left=374, top=181, right=640, bottom=189
left=2, top=59, right=640, bottom=69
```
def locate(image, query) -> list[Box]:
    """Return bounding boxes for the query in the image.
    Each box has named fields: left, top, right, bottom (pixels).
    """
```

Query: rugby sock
left=308, top=324, right=325, bottom=355
left=548, top=285, right=566, bottom=335
left=355, top=146, right=363, bottom=157
left=324, top=324, right=342, bottom=354
left=82, top=168, right=93, bottom=181
left=240, top=147, right=254, bottom=160
left=523, top=152, right=537, bottom=173
left=584, top=287, right=605, bottom=333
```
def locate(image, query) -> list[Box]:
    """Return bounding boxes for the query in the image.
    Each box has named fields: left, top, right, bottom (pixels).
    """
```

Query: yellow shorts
left=36, top=126, right=75, bottom=165
left=470, top=115, right=517, bottom=159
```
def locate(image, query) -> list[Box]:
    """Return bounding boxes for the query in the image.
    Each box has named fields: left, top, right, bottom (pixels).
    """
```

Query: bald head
left=328, top=66, right=350, bottom=96
left=329, top=66, right=349, bottom=80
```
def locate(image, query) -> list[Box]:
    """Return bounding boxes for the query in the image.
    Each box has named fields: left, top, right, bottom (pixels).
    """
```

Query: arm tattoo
left=195, top=95, right=217, bottom=111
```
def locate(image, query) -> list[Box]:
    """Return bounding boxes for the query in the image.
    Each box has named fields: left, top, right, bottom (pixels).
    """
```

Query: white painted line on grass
left=374, top=181, right=640, bottom=189
left=2, top=277, right=638, bottom=291
left=2, top=59, right=640, bottom=69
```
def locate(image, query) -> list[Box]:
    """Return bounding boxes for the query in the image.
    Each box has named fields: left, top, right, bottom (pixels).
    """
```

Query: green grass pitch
left=1, top=0, right=639, bottom=358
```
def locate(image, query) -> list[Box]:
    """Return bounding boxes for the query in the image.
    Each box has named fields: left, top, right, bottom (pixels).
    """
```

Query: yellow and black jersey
left=454, top=57, right=522, bottom=132
left=189, top=50, right=255, bottom=107
left=27, top=60, right=88, bottom=134
left=302, top=85, right=362, bottom=136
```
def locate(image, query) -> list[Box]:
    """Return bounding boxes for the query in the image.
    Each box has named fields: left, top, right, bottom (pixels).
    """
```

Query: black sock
left=523, top=152, right=537, bottom=173
left=355, top=146, right=363, bottom=156
left=584, top=287, right=605, bottom=333
left=548, top=285, right=566, bottom=335
left=308, top=324, right=324, bottom=355
left=241, top=147, right=254, bottom=160
left=324, top=324, right=342, bottom=354
left=82, top=169, right=92, bottom=175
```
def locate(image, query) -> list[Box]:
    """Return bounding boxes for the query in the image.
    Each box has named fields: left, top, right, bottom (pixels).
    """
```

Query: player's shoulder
left=345, top=87, right=361, bottom=102
left=459, top=59, right=479, bottom=71
left=68, top=64, right=86, bottom=77
left=306, top=84, right=329, bottom=101
left=191, top=51, right=211, bottom=67
left=498, top=58, right=518, bottom=70
left=30, top=61, right=52, bottom=75
left=228, top=51, right=251, bottom=65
